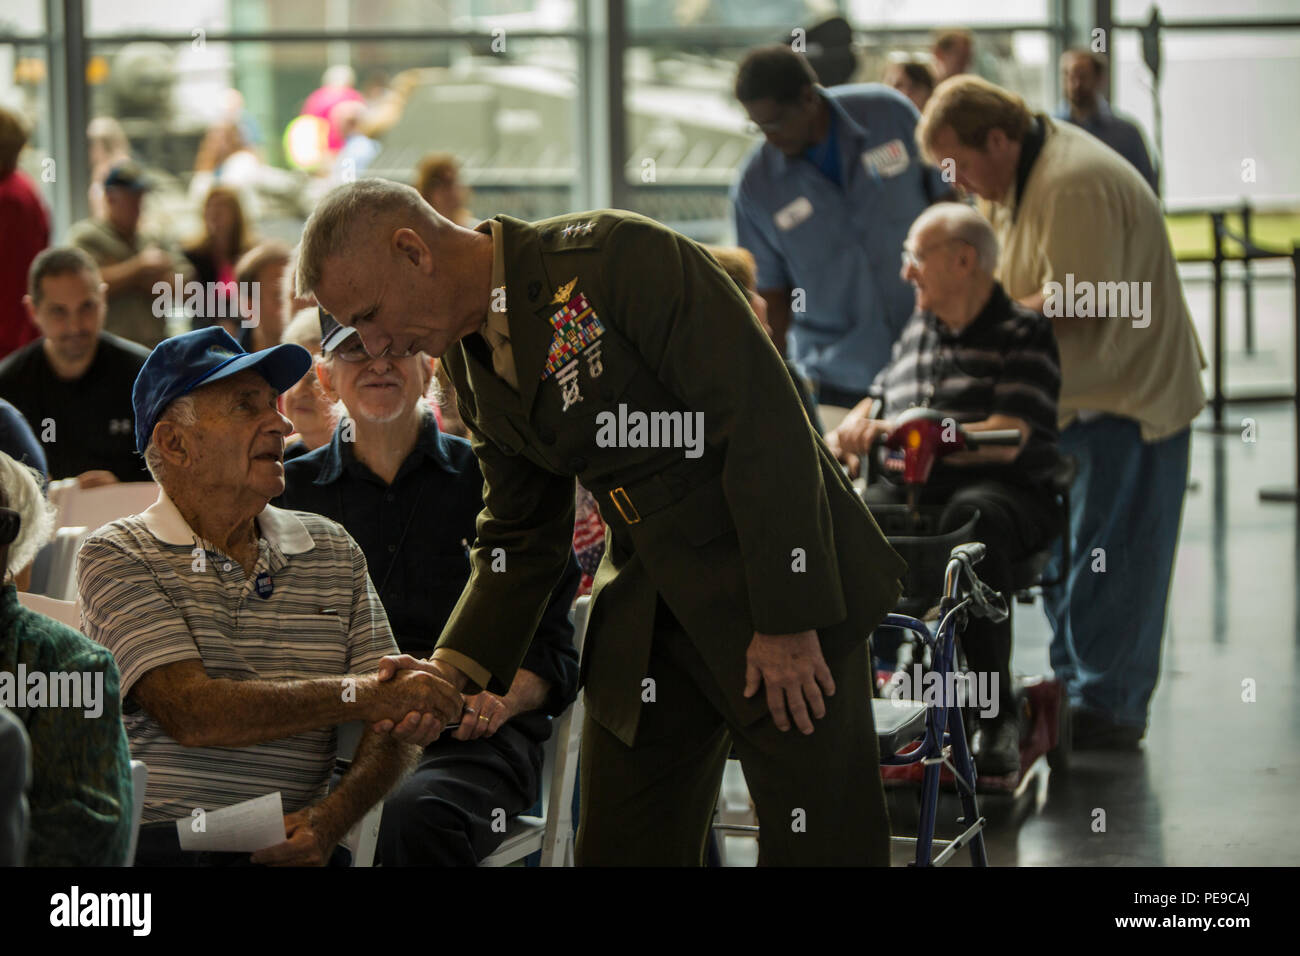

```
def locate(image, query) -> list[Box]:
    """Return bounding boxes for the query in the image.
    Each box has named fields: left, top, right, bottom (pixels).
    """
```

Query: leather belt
left=590, top=453, right=724, bottom=528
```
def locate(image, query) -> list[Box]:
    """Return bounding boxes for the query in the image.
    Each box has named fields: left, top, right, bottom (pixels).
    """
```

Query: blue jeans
left=1043, top=417, right=1191, bottom=728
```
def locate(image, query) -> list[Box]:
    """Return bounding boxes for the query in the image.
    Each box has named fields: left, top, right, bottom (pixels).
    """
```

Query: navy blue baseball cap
left=132, top=327, right=313, bottom=454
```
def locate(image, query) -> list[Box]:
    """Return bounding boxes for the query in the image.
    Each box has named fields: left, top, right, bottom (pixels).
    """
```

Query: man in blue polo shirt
left=1054, top=49, right=1158, bottom=195
left=731, top=44, right=951, bottom=416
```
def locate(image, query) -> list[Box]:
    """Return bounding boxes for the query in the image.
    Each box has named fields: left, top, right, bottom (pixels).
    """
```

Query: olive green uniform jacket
left=437, top=210, right=906, bottom=746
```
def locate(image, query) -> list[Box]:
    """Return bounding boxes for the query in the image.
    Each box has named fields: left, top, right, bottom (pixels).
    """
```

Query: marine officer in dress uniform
left=294, top=178, right=907, bottom=865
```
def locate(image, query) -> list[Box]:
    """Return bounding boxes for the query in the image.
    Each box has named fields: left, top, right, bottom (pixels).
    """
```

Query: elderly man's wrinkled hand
left=250, top=808, right=338, bottom=867
left=743, top=630, right=835, bottom=735
left=369, top=656, right=466, bottom=746
left=454, top=691, right=513, bottom=741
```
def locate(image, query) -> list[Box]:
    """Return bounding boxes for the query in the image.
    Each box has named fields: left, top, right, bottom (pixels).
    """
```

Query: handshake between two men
left=358, top=656, right=522, bottom=745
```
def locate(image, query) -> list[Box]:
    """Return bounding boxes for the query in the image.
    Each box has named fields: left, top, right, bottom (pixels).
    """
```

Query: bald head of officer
left=296, top=179, right=493, bottom=361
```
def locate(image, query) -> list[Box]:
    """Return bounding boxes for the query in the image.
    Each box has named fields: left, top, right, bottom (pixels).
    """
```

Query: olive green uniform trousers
left=576, top=597, right=889, bottom=866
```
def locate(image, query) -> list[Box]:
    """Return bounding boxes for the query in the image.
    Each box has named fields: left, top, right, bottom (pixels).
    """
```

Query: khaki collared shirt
left=476, top=218, right=517, bottom=391
left=979, top=117, right=1206, bottom=441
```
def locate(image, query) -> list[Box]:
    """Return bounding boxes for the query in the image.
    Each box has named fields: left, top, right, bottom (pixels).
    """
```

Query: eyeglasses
left=901, top=237, right=970, bottom=270
left=745, top=102, right=800, bottom=136
left=329, top=335, right=372, bottom=363
left=329, top=335, right=414, bottom=364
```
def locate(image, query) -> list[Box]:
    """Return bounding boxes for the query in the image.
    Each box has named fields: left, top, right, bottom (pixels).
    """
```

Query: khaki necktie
left=482, top=294, right=518, bottom=391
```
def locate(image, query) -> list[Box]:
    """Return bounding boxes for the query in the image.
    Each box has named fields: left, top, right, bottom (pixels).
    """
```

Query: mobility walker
left=871, top=541, right=1008, bottom=866
left=864, top=408, right=1073, bottom=864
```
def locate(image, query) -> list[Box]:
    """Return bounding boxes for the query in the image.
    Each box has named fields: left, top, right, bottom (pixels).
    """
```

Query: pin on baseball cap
left=131, top=326, right=313, bottom=454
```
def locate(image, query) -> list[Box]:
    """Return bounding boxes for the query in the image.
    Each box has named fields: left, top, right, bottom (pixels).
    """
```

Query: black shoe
left=975, top=718, right=1020, bottom=776
left=1072, top=707, right=1145, bottom=751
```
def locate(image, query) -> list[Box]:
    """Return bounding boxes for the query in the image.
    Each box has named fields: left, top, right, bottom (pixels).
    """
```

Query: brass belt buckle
left=610, top=487, right=641, bottom=524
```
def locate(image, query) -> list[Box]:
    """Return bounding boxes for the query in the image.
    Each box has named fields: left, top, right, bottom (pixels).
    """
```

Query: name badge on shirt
left=773, top=196, right=814, bottom=231
left=861, top=139, right=910, bottom=178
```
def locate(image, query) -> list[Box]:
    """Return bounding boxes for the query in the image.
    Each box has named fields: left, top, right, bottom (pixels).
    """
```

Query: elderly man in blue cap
left=76, top=327, right=459, bottom=865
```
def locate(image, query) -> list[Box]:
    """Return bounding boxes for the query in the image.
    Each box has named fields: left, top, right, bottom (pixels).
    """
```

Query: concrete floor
left=721, top=400, right=1300, bottom=867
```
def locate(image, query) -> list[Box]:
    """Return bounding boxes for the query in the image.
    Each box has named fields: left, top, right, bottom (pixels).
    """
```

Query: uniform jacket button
left=538, top=426, right=556, bottom=444
left=528, top=280, right=542, bottom=301
left=569, top=457, right=588, bottom=472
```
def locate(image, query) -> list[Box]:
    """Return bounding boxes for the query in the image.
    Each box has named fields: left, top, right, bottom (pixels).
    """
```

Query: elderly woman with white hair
left=827, top=201, right=1063, bottom=776
left=0, top=450, right=134, bottom=865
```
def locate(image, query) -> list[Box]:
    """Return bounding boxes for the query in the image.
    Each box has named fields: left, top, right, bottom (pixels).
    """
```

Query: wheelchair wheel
left=1047, top=696, right=1072, bottom=773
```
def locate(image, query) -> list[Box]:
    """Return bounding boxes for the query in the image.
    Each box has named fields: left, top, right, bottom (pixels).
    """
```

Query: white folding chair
left=335, top=720, right=384, bottom=867
left=125, top=759, right=148, bottom=866
left=16, top=591, right=81, bottom=630
left=56, top=481, right=157, bottom=532
left=29, top=526, right=90, bottom=601
left=712, top=760, right=759, bottom=865
left=479, top=595, right=591, bottom=867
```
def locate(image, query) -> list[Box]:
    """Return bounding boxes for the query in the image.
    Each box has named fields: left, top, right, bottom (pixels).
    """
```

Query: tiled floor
left=722, top=401, right=1300, bottom=866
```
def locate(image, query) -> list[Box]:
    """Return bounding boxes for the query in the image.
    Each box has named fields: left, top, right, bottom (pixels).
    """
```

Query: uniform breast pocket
left=537, top=335, right=642, bottom=465
left=548, top=338, right=639, bottom=413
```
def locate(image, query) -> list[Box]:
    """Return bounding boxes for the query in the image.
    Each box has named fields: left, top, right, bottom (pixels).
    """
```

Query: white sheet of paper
left=176, top=791, right=287, bottom=852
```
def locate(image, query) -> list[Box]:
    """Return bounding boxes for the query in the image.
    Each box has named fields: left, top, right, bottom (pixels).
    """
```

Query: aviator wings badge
left=551, top=277, right=578, bottom=305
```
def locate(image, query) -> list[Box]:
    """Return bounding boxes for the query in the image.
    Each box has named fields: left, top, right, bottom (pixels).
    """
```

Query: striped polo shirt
left=869, top=282, right=1061, bottom=483
left=77, top=489, right=398, bottom=823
